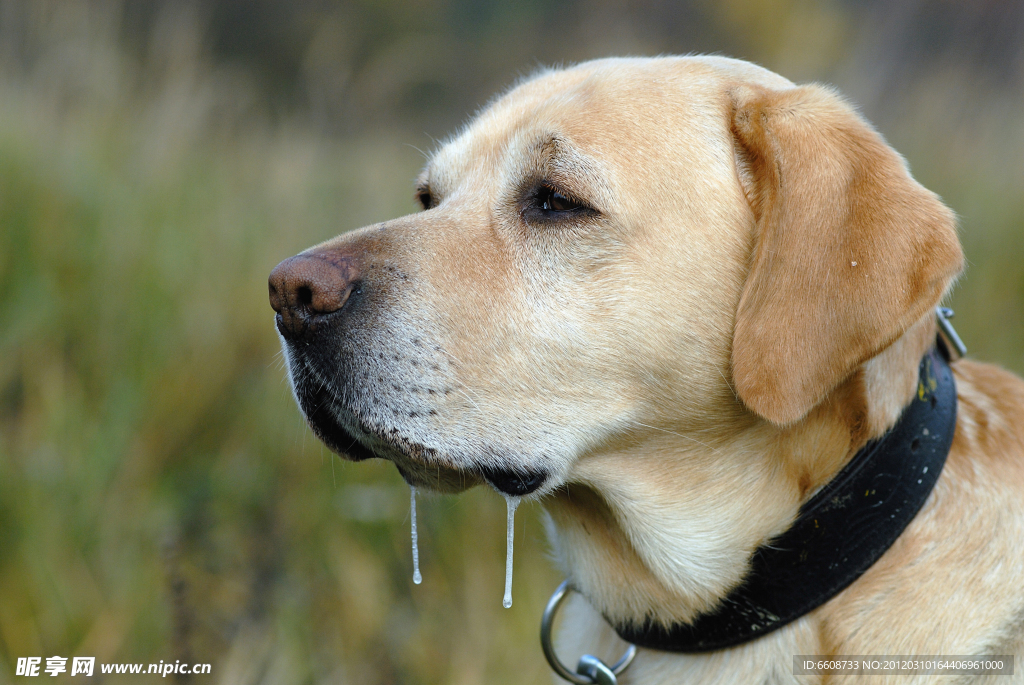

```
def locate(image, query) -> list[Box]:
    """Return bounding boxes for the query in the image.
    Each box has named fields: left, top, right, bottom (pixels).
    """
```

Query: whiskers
left=269, top=347, right=288, bottom=371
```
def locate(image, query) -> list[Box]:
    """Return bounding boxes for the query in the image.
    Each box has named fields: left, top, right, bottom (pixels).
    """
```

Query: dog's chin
left=292, top=374, right=481, bottom=494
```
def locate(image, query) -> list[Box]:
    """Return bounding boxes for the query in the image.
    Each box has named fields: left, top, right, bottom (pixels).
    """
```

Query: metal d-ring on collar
left=541, top=580, right=637, bottom=684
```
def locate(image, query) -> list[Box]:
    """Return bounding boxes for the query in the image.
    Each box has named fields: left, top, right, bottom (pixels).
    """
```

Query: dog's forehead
left=422, top=56, right=794, bottom=194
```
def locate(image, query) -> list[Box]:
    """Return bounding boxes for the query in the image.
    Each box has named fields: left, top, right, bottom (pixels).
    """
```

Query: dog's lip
left=294, top=374, right=379, bottom=462
left=297, top=381, right=552, bottom=496
left=395, top=463, right=483, bottom=493
left=292, top=362, right=481, bottom=492
left=478, top=465, right=549, bottom=497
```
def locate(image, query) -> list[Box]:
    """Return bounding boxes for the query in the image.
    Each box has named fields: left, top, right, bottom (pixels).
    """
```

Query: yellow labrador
left=269, top=57, right=1024, bottom=683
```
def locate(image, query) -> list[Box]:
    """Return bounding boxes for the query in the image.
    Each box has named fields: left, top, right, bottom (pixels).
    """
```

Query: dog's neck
left=543, top=314, right=938, bottom=630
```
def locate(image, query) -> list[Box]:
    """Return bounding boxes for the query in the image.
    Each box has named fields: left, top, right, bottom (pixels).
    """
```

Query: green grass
left=0, top=17, right=559, bottom=684
left=0, top=5, right=1022, bottom=685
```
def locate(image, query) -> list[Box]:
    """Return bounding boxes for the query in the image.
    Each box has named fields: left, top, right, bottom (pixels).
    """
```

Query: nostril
left=268, top=251, right=361, bottom=337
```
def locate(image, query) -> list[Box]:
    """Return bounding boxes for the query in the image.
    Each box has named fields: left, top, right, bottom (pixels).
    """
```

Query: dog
left=269, top=56, right=1024, bottom=684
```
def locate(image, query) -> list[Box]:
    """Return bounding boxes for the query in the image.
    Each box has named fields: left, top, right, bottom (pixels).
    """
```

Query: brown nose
left=268, top=252, right=360, bottom=340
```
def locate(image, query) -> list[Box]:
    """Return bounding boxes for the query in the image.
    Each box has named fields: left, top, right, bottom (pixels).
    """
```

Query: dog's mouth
left=292, top=370, right=377, bottom=463
left=291, top=366, right=482, bottom=494
left=290, top=355, right=550, bottom=497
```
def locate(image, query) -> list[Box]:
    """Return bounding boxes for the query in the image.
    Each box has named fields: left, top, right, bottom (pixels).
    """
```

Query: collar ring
left=541, top=580, right=637, bottom=684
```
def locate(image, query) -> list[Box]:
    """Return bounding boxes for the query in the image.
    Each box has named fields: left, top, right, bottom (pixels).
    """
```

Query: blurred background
left=0, top=1, right=1022, bottom=683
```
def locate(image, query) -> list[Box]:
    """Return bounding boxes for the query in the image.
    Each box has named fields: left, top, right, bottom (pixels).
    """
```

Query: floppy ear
left=730, top=84, right=963, bottom=425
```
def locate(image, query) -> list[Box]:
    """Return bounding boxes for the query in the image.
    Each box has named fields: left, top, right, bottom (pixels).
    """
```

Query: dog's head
left=269, top=56, right=962, bottom=513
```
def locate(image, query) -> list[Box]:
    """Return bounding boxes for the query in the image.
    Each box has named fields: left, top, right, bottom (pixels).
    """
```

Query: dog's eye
left=539, top=186, right=584, bottom=213
left=521, top=183, right=596, bottom=224
left=416, top=187, right=434, bottom=210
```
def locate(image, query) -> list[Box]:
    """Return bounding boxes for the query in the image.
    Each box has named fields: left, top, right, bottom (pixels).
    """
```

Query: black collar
left=612, top=343, right=958, bottom=652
